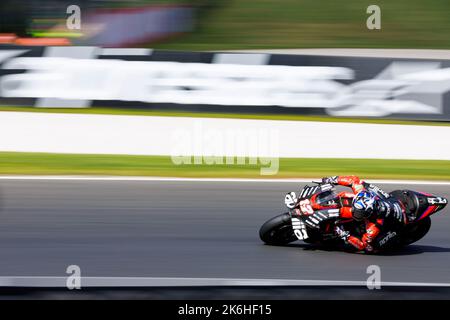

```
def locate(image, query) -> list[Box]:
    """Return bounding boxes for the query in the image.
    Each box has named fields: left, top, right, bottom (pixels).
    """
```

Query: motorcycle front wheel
left=259, top=213, right=298, bottom=245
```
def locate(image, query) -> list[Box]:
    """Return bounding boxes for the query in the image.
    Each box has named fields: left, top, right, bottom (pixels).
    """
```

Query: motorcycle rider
left=321, top=176, right=406, bottom=253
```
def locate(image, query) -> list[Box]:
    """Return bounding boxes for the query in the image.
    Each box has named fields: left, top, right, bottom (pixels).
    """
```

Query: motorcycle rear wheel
left=399, top=216, right=431, bottom=247
left=259, top=213, right=298, bottom=245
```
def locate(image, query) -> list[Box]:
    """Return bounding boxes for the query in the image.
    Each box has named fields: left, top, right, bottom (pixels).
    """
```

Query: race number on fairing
left=299, top=199, right=314, bottom=215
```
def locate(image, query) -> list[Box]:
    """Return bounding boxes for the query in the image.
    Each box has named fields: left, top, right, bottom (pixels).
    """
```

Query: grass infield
left=0, top=106, right=448, bottom=127
left=1, top=152, right=449, bottom=180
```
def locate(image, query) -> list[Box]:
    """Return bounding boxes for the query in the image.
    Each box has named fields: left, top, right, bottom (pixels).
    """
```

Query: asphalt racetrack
left=0, top=179, right=449, bottom=284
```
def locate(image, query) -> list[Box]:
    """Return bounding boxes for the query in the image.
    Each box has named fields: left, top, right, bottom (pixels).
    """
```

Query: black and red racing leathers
left=324, top=176, right=406, bottom=252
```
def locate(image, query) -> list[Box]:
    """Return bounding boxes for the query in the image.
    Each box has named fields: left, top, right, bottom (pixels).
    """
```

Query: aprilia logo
left=379, top=231, right=397, bottom=246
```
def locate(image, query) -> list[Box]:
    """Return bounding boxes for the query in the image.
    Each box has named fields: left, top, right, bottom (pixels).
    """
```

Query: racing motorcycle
left=259, top=181, right=448, bottom=252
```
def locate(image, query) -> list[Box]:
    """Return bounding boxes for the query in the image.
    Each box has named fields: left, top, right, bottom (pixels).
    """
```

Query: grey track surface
left=0, top=180, right=449, bottom=283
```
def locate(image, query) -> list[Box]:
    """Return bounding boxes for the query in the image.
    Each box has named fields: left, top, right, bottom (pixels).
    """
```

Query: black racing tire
left=399, top=216, right=432, bottom=247
left=259, top=213, right=298, bottom=246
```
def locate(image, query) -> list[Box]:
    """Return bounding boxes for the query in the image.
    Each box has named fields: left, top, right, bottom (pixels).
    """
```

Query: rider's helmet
left=352, top=190, right=378, bottom=221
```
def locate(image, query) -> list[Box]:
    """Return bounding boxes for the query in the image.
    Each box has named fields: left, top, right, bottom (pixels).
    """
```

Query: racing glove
left=322, top=176, right=338, bottom=185
left=334, top=225, right=350, bottom=241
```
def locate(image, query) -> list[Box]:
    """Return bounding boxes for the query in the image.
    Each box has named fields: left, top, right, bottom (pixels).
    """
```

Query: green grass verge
left=154, top=0, right=450, bottom=50
left=1, top=106, right=448, bottom=127
left=1, top=152, right=450, bottom=180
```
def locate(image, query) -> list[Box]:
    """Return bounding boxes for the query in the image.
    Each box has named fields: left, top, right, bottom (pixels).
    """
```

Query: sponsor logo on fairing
left=327, top=209, right=340, bottom=218
left=284, top=192, right=297, bottom=209
left=428, top=197, right=448, bottom=205
left=379, top=231, right=397, bottom=247
left=291, top=217, right=309, bottom=240
left=367, top=184, right=390, bottom=199
left=320, top=183, right=334, bottom=192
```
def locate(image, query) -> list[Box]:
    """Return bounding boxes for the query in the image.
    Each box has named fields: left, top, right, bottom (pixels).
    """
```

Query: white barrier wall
left=0, top=112, right=449, bottom=160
